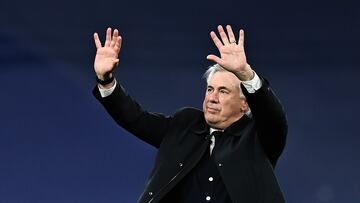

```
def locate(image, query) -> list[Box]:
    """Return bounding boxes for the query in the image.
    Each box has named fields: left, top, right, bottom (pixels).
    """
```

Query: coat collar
left=191, top=113, right=252, bottom=137
left=224, top=115, right=252, bottom=136
left=191, top=116, right=209, bottom=135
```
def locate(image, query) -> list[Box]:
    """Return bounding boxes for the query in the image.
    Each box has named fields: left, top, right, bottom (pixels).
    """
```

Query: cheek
left=203, top=99, right=211, bottom=115
left=203, top=95, right=210, bottom=107
left=220, top=98, right=238, bottom=113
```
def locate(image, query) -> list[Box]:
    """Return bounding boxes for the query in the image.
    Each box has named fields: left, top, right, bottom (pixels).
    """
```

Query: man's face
left=203, top=71, right=248, bottom=130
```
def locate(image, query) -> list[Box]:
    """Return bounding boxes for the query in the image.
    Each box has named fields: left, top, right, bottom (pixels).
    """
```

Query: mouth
left=207, top=106, right=220, bottom=113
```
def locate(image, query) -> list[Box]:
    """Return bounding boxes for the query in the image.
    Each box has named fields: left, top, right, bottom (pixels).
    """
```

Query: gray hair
left=203, top=64, right=245, bottom=99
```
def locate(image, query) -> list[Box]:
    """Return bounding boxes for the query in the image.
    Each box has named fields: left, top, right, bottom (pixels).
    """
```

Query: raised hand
left=93, top=27, right=122, bottom=80
left=207, top=25, right=254, bottom=81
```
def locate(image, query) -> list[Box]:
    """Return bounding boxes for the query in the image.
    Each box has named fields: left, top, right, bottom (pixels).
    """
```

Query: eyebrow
left=207, top=85, right=232, bottom=92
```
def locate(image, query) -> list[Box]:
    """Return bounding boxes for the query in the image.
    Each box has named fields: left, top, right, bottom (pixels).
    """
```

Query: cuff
left=241, top=71, right=262, bottom=93
left=98, top=80, right=117, bottom=97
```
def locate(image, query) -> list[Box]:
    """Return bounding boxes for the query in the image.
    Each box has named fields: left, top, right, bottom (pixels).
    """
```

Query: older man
left=92, top=25, right=288, bottom=203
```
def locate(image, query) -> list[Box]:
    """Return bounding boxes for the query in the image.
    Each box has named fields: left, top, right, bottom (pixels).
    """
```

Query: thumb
left=206, top=54, right=222, bottom=64
left=113, top=58, right=120, bottom=67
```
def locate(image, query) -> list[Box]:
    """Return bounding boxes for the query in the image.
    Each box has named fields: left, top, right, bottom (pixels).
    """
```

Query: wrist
left=96, top=73, right=114, bottom=86
left=96, top=72, right=113, bottom=81
left=98, top=79, right=116, bottom=89
left=235, top=64, right=254, bottom=81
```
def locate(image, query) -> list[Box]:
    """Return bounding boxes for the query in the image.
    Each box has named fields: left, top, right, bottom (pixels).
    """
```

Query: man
left=92, top=25, right=288, bottom=203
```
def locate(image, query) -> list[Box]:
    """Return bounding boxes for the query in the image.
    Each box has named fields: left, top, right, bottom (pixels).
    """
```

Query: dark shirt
left=162, top=131, right=233, bottom=203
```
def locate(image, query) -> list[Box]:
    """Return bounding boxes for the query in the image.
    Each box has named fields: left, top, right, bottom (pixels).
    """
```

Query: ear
left=240, top=100, right=249, bottom=113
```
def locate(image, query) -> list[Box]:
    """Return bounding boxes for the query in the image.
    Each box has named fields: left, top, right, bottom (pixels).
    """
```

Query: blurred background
left=0, top=0, right=359, bottom=202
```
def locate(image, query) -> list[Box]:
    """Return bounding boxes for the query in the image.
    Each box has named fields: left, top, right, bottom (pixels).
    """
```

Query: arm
left=207, top=25, right=287, bottom=165
left=93, top=83, right=170, bottom=148
left=92, top=28, right=170, bottom=148
left=242, top=79, right=287, bottom=166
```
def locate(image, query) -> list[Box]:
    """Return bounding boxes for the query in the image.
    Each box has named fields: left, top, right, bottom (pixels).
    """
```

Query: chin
left=204, top=115, right=219, bottom=126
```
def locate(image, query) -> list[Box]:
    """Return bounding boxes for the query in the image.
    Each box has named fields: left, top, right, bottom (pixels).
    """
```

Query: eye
left=206, top=87, right=213, bottom=93
left=220, top=89, right=229, bottom=94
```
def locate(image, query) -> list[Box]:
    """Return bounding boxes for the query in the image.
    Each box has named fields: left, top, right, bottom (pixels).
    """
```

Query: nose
left=208, top=91, right=219, bottom=103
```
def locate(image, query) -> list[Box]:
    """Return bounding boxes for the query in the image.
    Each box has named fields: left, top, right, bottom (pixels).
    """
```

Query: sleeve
left=241, top=77, right=288, bottom=166
left=98, top=80, right=117, bottom=97
left=241, top=71, right=262, bottom=93
left=93, top=83, right=172, bottom=148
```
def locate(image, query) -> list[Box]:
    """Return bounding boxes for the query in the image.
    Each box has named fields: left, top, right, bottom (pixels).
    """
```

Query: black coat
left=93, top=78, right=288, bottom=203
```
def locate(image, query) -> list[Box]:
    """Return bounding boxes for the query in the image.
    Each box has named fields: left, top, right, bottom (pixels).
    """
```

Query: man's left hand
left=207, top=25, right=254, bottom=81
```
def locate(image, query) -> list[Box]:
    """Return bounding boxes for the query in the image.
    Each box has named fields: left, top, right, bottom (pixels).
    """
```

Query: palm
left=207, top=25, right=251, bottom=76
left=94, top=47, right=119, bottom=76
left=217, top=44, right=247, bottom=72
left=93, top=28, right=122, bottom=77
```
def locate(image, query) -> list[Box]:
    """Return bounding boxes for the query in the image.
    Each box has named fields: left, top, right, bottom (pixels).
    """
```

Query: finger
left=110, top=29, right=119, bottom=48
left=206, top=54, right=222, bottom=64
left=105, top=27, right=112, bottom=47
left=210, top=31, right=223, bottom=49
left=218, top=25, right=230, bottom=45
left=226, top=25, right=236, bottom=44
left=93, top=33, right=102, bottom=48
left=238, top=29, right=245, bottom=46
left=114, top=36, right=122, bottom=54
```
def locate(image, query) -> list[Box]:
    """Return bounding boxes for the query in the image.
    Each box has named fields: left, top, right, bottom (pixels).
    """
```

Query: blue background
left=1, top=0, right=359, bottom=202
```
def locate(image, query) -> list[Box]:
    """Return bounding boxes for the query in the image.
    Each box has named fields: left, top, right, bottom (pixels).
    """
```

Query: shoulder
left=173, top=107, right=204, bottom=119
left=170, top=107, right=204, bottom=125
left=173, top=107, right=203, bottom=118
left=168, top=107, right=207, bottom=133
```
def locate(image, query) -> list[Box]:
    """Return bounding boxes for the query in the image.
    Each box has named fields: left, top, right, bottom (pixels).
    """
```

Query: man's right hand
left=93, top=27, right=122, bottom=80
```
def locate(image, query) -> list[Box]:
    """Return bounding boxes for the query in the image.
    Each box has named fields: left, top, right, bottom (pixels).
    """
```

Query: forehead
left=208, top=71, right=240, bottom=90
